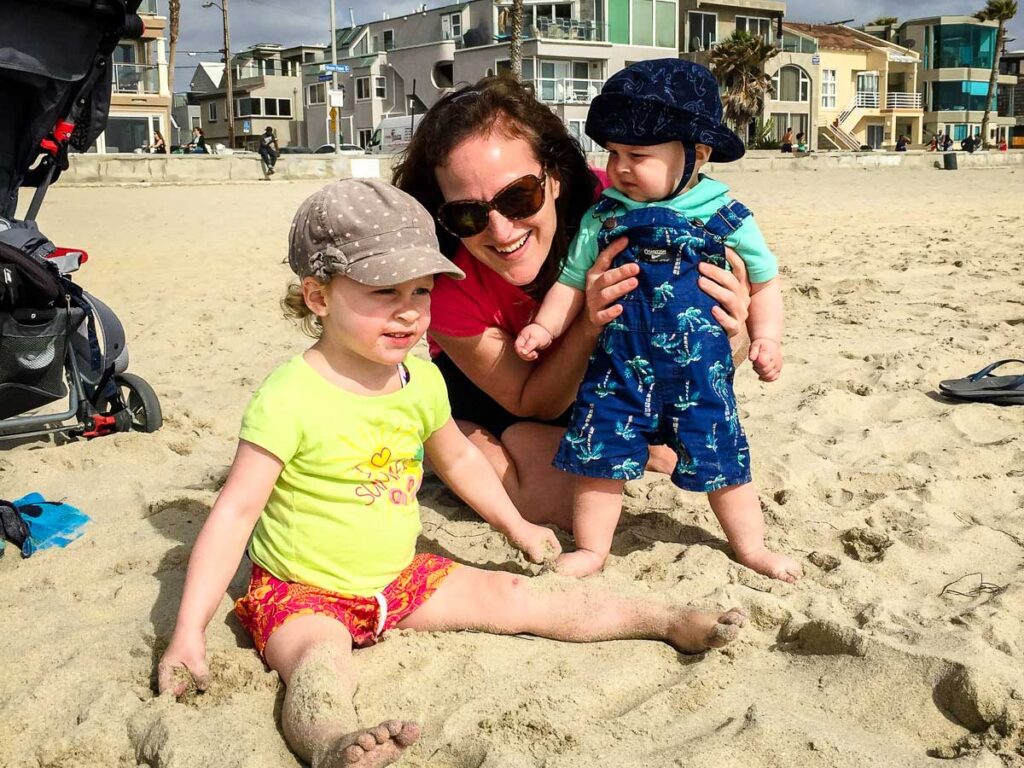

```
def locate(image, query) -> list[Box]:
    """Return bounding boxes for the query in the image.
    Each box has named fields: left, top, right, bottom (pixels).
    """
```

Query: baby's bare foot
left=737, top=547, right=803, bottom=583
left=319, top=720, right=420, bottom=768
left=553, top=549, right=606, bottom=577
left=668, top=607, right=748, bottom=654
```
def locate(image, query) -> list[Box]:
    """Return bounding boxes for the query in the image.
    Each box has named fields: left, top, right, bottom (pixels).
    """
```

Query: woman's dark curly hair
left=392, top=76, right=597, bottom=299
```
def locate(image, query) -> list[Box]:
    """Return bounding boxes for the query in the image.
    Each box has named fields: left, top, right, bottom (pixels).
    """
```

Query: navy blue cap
left=586, top=59, right=745, bottom=162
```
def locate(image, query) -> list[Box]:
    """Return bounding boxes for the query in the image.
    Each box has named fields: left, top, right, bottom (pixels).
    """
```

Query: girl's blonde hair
left=281, top=278, right=325, bottom=338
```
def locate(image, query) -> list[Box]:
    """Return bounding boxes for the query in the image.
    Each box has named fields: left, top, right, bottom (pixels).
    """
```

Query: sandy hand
left=749, top=337, right=783, bottom=382
left=514, top=323, right=554, bottom=361
left=509, top=522, right=562, bottom=564
left=157, top=630, right=210, bottom=697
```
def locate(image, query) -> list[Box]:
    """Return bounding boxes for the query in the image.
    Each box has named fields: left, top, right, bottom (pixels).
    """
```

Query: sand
left=1, top=166, right=1023, bottom=768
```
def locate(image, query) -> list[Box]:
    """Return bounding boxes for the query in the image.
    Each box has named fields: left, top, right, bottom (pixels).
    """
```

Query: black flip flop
left=939, top=359, right=1024, bottom=405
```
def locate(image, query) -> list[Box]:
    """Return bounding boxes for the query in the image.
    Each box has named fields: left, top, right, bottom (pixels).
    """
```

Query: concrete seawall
left=59, top=148, right=1024, bottom=185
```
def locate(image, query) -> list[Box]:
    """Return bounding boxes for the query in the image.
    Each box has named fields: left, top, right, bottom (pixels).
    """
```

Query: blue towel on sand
left=11, top=493, right=90, bottom=557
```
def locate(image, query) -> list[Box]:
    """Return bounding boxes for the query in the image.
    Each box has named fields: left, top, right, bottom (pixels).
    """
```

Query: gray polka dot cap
left=288, top=178, right=465, bottom=286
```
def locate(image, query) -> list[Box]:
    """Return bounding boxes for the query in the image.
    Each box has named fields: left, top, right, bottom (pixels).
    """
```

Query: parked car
left=314, top=143, right=367, bottom=154
left=277, top=145, right=312, bottom=155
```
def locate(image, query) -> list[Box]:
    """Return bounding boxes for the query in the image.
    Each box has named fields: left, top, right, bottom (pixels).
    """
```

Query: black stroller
left=0, top=0, right=161, bottom=441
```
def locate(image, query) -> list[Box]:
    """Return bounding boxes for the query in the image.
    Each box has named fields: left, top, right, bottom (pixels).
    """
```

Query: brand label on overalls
left=638, top=247, right=671, bottom=262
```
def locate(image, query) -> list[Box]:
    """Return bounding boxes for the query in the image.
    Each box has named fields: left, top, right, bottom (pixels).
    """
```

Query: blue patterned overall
left=553, top=197, right=753, bottom=492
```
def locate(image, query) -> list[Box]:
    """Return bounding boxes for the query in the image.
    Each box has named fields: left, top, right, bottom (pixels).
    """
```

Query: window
left=821, top=69, right=836, bottom=108
left=687, top=11, right=716, bottom=52
left=634, top=0, right=653, bottom=46
left=736, top=16, right=772, bottom=43
left=773, top=65, right=810, bottom=102
left=356, top=76, right=370, bottom=100
left=932, top=24, right=996, bottom=69
left=357, top=128, right=373, bottom=148
left=207, top=101, right=217, bottom=121
left=383, top=29, right=395, bottom=50
left=235, top=97, right=262, bottom=117
left=375, top=76, right=386, bottom=99
left=932, top=81, right=996, bottom=111
left=102, top=115, right=151, bottom=153
left=442, top=12, right=462, bottom=40
left=771, top=113, right=808, bottom=142
left=655, top=1, right=675, bottom=48
left=264, top=98, right=278, bottom=116
left=307, top=82, right=326, bottom=105
left=568, top=119, right=596, bottom=151
left=278, top=98, right=293, bottom=117
left=496, top=58, right=535, bottom=82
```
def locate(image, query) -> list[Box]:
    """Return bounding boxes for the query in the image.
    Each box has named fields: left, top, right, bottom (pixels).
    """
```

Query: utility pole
left=204, top=0, right=234, bottom=148
left=330, top=0, right=340, bottom=154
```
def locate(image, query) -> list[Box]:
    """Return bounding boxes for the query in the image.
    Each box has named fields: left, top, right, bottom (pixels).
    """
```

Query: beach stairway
left=819, top=120, right=861, bottom=151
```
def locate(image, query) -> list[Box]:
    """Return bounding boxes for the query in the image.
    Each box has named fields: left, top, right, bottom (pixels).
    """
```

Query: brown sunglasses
left=437, top=170, right=548, bottom=238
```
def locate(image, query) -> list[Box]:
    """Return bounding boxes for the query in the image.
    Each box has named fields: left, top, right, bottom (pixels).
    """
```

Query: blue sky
left=172, top=0, right=1024, bottom=74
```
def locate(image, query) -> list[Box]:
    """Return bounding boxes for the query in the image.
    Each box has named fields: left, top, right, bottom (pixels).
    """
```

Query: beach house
left=193, top=44, right=328, bottom=151
left=91, top=0, right=171, bottom=153
left=315, top=0, right=682, bottom=151
left=898, top=16, right=1017, bottom=145
left=677, top=1, right=822, bottom=150
left=784, top=23, right=923, bottom=151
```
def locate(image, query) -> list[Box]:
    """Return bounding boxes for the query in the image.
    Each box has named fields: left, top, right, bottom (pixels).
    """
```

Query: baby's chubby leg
left=708, top=482, right=803, bottom=583
left=554, top=476, right=626, bottom=577
left=264, top=616, right=419, bottom=768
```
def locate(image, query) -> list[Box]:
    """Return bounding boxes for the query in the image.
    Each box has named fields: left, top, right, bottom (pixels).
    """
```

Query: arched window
left=773, top=65, right=810, bottom=102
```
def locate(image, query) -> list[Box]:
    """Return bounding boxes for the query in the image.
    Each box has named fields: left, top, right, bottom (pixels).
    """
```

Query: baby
left=515, top=59, right=801, bottom=582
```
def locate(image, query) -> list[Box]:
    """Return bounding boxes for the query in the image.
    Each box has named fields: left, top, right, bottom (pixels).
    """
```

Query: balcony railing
left=886, top=91, right=923, bottom=109
left=854, top=91, right=880, bottom=108
left=112, top=63, right=160, bottom=94
left=533, top=77, right=603, bottom=104
left=497, top=17, right=608, bottom=43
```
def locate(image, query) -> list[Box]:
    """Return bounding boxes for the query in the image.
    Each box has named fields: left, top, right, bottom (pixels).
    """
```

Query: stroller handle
left=122, top=14, right=145, bottom=39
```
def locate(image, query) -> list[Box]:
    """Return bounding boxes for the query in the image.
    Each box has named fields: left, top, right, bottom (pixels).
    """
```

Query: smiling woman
left=393, top=76, right=754, bottom=530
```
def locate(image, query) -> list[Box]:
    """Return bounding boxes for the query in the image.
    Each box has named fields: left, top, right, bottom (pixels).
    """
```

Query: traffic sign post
left=318, top=73, right=333, bottom=82
left=324, top=63, right=350, bottom=73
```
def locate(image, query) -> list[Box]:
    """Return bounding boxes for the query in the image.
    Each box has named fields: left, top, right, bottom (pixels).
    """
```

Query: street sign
left=329, top=89, right=345, bottom=107
left=811, top=54, right=820, bottom=65
left=317, top=73, right=333, bottom=82
left=242, top=120, right=251, bottom=134
left=324, top=63, right=350, bottom=73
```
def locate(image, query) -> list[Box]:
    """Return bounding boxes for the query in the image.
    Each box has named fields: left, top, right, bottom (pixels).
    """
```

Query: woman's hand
left=698, top=247, right=751, bottom=337
left=583, top=237, right=636, bottom=329
left=157, top=629, right=210, bottom=697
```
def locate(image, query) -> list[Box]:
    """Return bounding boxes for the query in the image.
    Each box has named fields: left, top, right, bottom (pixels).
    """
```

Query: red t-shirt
left=428, top=169, right=609, bottom=357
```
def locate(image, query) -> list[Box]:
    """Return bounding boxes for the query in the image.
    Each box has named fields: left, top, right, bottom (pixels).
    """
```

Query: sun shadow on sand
left=613, top=508, right=727, bottom=558
left=144, top=491, right=254, bottom=688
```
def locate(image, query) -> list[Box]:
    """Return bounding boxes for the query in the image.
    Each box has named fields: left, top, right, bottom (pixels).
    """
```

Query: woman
left=393, top=77, right=751, bottom=530
left=188, top=127, right=208, bottom=154
left=151, top=130, right=167, bottom=154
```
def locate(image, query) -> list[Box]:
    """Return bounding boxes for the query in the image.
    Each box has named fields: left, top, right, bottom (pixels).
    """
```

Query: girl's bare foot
left=319, top=720, right=420, bottom=768
left=737, top=547, right=803, bottom=583
left=668, top=607, right=748, bottom=654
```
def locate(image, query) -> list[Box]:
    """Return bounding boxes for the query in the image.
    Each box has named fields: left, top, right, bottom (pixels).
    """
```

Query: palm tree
left=708, top=31, right=779, bottom=144
left=167, top=0, right=180, bottom=141
left=975, top=0, right=1018, bottom=147
left=869, top=16, right=899, bottom=25
left=509, top=0, right=524, bottom=80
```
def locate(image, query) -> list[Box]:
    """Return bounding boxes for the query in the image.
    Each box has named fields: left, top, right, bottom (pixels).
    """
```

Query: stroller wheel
left=110, top=373, right=162, bottom=433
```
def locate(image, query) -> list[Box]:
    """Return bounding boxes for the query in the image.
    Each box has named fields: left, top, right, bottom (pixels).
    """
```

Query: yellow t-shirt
left=240, top=354, right=451, bottom=596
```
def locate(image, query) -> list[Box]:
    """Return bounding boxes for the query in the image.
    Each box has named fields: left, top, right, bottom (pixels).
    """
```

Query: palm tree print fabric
left=553, top=200, right=753, bottom=492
